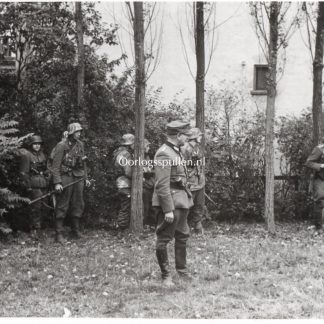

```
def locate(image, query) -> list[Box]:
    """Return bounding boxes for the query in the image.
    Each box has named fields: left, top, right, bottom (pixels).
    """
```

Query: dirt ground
left=1, top=221, right=324, bottom=318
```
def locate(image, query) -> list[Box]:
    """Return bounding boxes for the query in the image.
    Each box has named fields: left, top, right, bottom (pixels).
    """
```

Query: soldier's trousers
left=55, top=175, right=85, bottom=220
left=188, top=188, right=204, bottom=229
left=143, top=186, right=158, bottom=226
left=155, top=208, right=190, bottom=250
left=312, top=178, right=324, bottom=229
left=117, top=188, right=131, bottom=229
left=29, top=188, right=47, bottom=229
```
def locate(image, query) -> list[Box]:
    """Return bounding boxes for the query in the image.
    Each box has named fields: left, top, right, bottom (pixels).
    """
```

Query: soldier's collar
left=165, top=141, right=180, bottom=152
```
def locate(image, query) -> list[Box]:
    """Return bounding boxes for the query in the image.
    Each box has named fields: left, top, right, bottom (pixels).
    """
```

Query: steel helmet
left=120, top=134, right=135, bottom=146
left=67, top=123, right=83, bottom=135
left=188, top=128, right=203, bottom=140
left=29, top=135, right=43, bottom=145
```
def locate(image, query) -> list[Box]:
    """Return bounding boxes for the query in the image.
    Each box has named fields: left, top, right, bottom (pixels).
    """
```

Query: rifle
left=28, top=177, right=85, bottom=205
left=204, top=192, right=218, bottom=208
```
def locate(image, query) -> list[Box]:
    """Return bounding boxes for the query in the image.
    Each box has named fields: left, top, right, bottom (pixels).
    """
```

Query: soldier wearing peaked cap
left=152, top=120, right=194, bottom=287
left=306, top=141, right=324, bottom=231
left=51, top=123, right=91, bottom=244
left=113, top=134, right=135, bottom=230
left=19, top=135, right=49, bottom=240
left=181, top=127, right=205, bottom=235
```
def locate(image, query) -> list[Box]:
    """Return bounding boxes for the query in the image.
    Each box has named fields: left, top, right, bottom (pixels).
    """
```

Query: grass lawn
left=1, top=221, right=324, bottom=318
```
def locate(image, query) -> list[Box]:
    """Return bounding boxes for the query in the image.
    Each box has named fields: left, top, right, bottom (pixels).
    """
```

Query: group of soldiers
left=113, top=120, right=206, bottom=286
left=17, top=117, right=324, bottom=286
left=20, top=119, right=206, bottom=286
left=113, top=123, right=205, bottom=235
left=19, top=122, right=90, bottom=244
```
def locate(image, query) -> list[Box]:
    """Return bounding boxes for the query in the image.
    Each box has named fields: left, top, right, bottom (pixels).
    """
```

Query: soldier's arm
left=80, top=141, right=88, bottom=179
left=51, top=143, right=65, bottom=184
left=19, top=153, right=31, bottom=188
left=154, top=150, right=174, bottom=213
left=306, top=147, right=323, bottom=171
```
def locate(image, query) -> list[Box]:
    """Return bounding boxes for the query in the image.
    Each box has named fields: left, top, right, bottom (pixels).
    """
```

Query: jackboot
left=55, top=219, right=65, bottom=244
left=71, top=217, right=83, bottom=239
left=156, top=249, right=174, bottom=287
left=175, top=245, right=192, bottom=280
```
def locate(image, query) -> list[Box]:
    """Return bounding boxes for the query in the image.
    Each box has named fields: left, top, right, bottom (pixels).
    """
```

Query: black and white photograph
left=1, top=0, right=324, bottom=318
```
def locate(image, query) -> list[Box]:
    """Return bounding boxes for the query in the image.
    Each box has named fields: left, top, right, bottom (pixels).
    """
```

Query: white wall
left=98, top=2, right=314, bottom=117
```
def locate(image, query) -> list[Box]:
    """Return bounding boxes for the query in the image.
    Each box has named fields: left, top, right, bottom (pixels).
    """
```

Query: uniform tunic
left=113, top=146, right=133, bottom=229
left=153, top=142, right=193, bottom=250
left=181, top=142, right=205, bottom=229
left=19, top=149, right=48, bottom=229
left=51, top=138, right=87, bottom=219
left=143, top=153, right=156, bottom=226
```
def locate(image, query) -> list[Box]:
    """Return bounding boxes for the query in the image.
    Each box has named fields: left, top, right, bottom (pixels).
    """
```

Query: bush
left=276, top=110, right=313, bottom=221
left=0, top=115, right=30, bottom=234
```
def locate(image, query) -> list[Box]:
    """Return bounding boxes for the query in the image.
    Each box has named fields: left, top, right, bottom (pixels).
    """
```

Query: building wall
left=164, top=2, right=313, bottom=116
left=98, top=2, right=314, bottom=117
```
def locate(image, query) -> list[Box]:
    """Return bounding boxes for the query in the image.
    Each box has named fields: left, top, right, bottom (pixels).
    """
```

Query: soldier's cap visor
left=167, top=126, right=192, bottom=136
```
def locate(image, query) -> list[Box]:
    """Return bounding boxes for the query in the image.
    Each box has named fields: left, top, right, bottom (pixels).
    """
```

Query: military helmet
left=67, top=123, right=83, bottom=135
left=121, top=134, right=135, bottom=146
left=188, top=127, right=203, bottom=140
left=29, top=135, right=43, bottom=145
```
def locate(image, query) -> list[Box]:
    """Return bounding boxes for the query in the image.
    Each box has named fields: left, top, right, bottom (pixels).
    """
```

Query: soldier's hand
left=85, top=179, right=91, bottom=188
left=164, top=211, right=174, bottom=223
left=55, top=183, right=63, bottom=193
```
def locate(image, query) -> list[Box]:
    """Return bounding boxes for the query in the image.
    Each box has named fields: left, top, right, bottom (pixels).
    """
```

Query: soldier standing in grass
left=113, top=134, right=134, bottom=230
left=153, top=121, right=193, bottom=287
left=51, top=123, right=90, bottom=243
left=19, top=135, right=49, bottom=240
left=181, top=127, right=205, bottom=235
left=306, top=142, right=324, bottom=231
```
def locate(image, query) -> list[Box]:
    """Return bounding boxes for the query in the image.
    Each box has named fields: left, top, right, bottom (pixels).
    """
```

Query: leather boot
left=156, top=249, right=174, bottom=287
left=55, top=219, right=65, bottom=244
left=71, top=217, right=83, bottom=239
left=175, top=246, right=192, bottom=280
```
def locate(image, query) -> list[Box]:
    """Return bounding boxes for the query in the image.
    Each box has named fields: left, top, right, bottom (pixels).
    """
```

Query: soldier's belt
left=170, top=183, right=192, bottom=199
left=170, top=183, right=185, bottom=190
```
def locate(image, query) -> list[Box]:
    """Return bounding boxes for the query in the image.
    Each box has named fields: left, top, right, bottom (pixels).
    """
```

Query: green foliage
left=276, top=110, right=313, bottom=220
left=202, top=84, right=266, bottom=222
left=0, top=115, right=29, bottom=217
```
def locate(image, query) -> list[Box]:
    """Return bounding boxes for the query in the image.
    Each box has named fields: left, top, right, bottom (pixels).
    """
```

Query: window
left=251, top=64, right=268, bottom=95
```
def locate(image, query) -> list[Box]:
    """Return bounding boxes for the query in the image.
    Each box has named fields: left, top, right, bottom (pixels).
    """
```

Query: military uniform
left=153, top=121, right=193, bottom=283
left=143, top=139, right=157, bottom=226
left=19, top=136, right=48, bottom=233
left=181, top=129, right=205, bottom=234
left=306, top=143, right=324, bottom=229
left=51, top=123, right=88, bottom=241
left=113, top=134, right=134, bottom=229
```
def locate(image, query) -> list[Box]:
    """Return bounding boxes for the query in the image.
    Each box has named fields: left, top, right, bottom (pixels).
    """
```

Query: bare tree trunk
left=195, top=1, right=206, bottom=205
left=75, top=2, right=85, bottom=124
left=195, top=1, right=205, bottom=140
left=312, top=2, right=324, bottom=146
left=264, top=2, right=279, bottom=234
left=130, top=2, right=145, bottom=234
